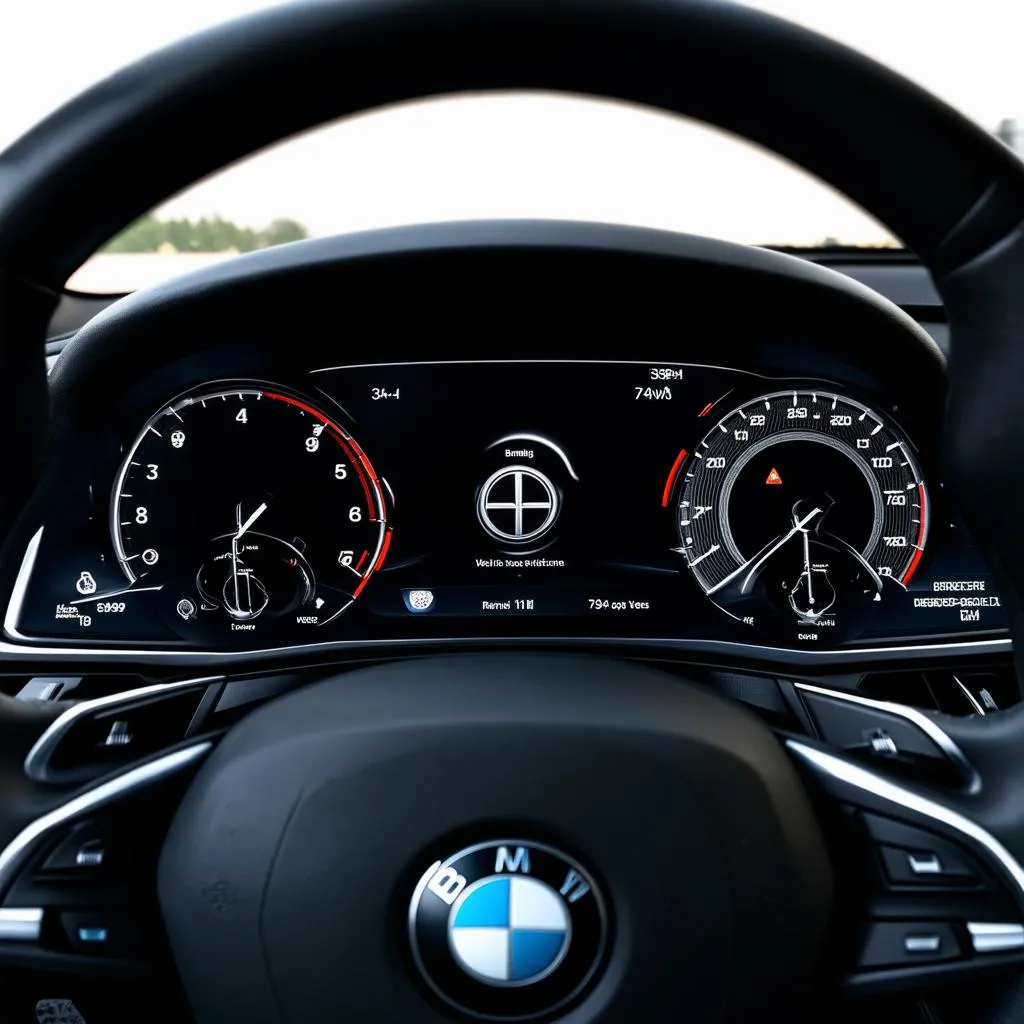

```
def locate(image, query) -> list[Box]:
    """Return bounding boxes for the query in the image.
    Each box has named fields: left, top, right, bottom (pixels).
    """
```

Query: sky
left=1, top=0, right=1022, bottom=255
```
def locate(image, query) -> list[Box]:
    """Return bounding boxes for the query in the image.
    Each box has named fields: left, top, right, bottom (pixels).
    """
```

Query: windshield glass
left=2, top=1, right=1021, bottom=292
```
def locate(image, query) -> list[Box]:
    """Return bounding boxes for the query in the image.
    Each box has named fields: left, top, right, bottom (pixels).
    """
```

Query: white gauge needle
left=801, top=530, right=813, bottom=606
left=236, top=501, right=268, bottom=540
left=706, top=506, right=823, bottom=596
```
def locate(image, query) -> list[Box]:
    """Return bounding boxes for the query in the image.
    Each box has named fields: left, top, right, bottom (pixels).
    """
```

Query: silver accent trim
left=4, top=526, right=42, bottom=641
left=967, top=922, right=1024, bottom=954
left=794, top=682, right=981, bottom=794
left=953, top=675, right=987, bottom=716
left=0, top=742, right=211, bottom=899
left=1, top=530, right=1011, bottom=664
left=904, top=934, right=941, bottom=953
left=786, top=740, right=1024, bottom=908
left=0, top=908, right=43, bottom=942
left=485, top=433, right=580, bottom=482
left=24, top=676, right=222, bottom=783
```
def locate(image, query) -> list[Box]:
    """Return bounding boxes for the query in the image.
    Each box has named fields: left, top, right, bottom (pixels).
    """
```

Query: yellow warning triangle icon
left=766, top=468, right=783, bottom=486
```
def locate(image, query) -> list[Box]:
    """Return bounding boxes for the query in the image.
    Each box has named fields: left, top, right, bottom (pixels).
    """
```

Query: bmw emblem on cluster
left=409, top=840, right=608, bottom=1019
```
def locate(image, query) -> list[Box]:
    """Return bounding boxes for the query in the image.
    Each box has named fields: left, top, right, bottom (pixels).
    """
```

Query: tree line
left=104, top=214, right=309, bottom=253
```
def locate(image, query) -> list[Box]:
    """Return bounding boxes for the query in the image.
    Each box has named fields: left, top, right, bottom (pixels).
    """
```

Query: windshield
left=2, top=1, right=1021, bottom=293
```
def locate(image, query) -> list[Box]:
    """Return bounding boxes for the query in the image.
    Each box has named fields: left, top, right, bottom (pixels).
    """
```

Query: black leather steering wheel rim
left=4, top=0, right=1024, bottom=1018
left=0, top=0, right=1022, bottom=284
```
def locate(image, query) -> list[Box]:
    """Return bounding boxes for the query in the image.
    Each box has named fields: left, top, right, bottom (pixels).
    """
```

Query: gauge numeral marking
left=679, top=505, right=713, bottom=528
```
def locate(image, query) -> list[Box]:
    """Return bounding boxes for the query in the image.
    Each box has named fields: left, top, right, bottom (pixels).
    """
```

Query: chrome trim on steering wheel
left=23, top=675, right=223, bottom=783
left=793, top=682, right=981, bottom=793
left=786, top=740, right=1024, bottom=910
left=0, top=742, right=211, bottom=900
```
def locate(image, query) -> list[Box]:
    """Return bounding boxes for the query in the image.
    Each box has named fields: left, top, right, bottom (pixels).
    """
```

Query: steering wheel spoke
left=785, top=686, right=1024, bottom=996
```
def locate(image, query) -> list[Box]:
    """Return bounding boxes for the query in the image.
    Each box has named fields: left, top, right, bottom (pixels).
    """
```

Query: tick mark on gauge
left=147, top=426, right=162, bottom=438
left=688, top=544, right=720, bottom=567
left=170, top=408, right=184, bottom=422
left=870, top=423, right=883, bottom=436
left=719, top=423, right=728, bottom=433
left=887, top=441, right=903, bottom=451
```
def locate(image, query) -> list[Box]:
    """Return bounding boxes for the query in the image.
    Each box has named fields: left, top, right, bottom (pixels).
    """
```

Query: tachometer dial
left=112, top=384, right=390, bottom=642
left=676, top=389, right=927, bottom=638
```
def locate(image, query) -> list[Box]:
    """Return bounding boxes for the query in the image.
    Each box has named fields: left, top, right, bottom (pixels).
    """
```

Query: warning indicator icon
left=765, top=468, right=783, bottom=486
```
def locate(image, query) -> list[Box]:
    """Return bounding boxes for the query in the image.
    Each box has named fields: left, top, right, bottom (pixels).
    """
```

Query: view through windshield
left=1, top=0, right=1021, bottom=292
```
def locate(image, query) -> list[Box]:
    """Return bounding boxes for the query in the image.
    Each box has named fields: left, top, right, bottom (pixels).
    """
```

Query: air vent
left=858, top=663, right=1018, bottom=715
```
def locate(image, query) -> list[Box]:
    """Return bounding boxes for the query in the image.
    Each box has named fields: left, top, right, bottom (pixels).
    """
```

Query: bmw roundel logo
left=408, top=840, right=608, bottom=1020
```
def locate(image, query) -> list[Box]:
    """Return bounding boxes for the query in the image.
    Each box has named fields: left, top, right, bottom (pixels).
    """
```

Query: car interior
left=2, top=1, right=1024, bottom=1021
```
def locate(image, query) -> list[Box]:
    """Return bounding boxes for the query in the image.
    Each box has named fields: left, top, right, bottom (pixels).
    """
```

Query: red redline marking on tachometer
left=353, top=529, right=392, bottom=598
left=262, top=389, right=381, bottom=515
left=661, top=449, right=689, bottom=507
left=355, top=550, right=369, bottom=572
left=900, top=483, right=928, bottom=585
left=262, top=390, right=329, bottom=422
left=698, top=403, right=714, bottom=418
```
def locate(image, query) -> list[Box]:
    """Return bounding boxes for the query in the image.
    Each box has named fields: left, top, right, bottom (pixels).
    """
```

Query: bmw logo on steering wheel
left=408, top=840, right=608, bottom=1019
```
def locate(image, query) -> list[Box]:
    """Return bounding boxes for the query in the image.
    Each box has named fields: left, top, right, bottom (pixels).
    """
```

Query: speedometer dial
left=678, top=389, right=927, bottom=639
left=112, top=383, right=390, bottom=643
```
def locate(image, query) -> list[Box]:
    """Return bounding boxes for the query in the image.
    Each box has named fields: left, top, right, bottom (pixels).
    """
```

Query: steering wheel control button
left=858, top=921, right=961, bottom=969
left=32, top=687, right=210, bottom=784
left=797, top=691, right=957, bottom=782
left=903, top=934, right=942, bottom=954
left=477, top=467, right=560, bottom=546
left=42, top=824, right=112, bottom=873
left=879, top=845, right=977, bottom=886
left=408, top=840, right=607, bottom=1019
left=967, top=922, right=1024, bottom=954
left=60, top=911, right=143, bottom=957
left=860, top=814, right=984, bottom=888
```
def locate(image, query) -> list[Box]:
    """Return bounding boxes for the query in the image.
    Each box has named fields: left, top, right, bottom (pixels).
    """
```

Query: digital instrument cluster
left=7, top=361, right=1006, bottom=655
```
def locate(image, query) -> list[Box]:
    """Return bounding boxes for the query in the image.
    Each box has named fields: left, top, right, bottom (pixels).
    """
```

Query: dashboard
left=0, top=223, right=1010, bottom=665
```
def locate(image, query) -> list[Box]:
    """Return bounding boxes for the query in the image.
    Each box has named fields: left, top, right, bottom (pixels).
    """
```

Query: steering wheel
left=2, top=1, right=1024, bottom=1021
